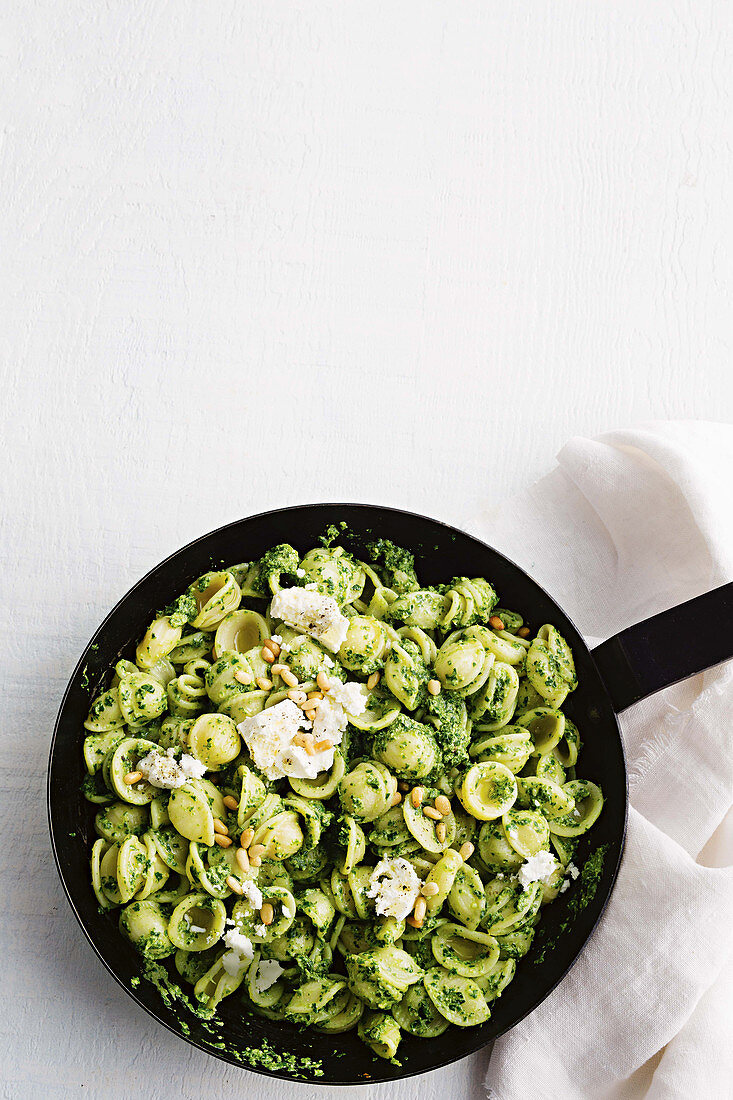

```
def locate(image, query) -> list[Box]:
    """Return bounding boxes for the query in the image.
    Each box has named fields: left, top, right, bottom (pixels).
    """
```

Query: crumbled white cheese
left=269, top=634, right=282, bottom=645
left=220, top=927, right=254, bottom=976
left=238, top=700, right=314, bottom=781
left=295, top=568, right=306, bottom=578
left=254, top=923, right=267, bottom=937
left=241, top=880, right=263, bottom=910
left=179, top=753, right=207, bottom=779
left=278, top=742, right=335, bottom=780
left=518, top=850, right=560, bottom=889
left=567, top=861, right=580, bottom=879
left=281, top=897, right=295, bottom=920
left=223, top=928, right=254, bottom=954
left=137, top=747, right=206, bottom=789
left=269, top=588, right=349, bottom=653
left=559, top=879, right=570, bottom=894
left=329, top=680, right=368, bottom=716
left=310, top=681, right=369, bottom=748
left=238, top=685, right=363, bottom=781
left=367, top=857, right=422, bottom=920
left=253, top=959, right=284, bottom=994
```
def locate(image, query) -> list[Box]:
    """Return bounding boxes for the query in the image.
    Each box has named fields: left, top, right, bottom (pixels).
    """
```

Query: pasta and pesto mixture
left=82, top=538, right=603, bottom=1061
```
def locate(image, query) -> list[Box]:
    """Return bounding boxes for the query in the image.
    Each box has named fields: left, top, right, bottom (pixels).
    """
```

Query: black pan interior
left=48, top=504, right=627, bottom=1085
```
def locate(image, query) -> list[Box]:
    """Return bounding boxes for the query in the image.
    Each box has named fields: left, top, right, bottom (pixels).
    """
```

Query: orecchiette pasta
left=81, top=537, right=603, bottom=1061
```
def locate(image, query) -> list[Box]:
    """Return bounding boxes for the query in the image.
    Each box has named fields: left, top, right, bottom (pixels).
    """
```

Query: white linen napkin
left=467, top=422, right=733, bottom=1100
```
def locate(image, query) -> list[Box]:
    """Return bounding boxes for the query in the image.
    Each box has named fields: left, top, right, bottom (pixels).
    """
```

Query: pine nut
left=249, top=844, right=266, bottom=859
left=489, top=616, right=505, bottom=631
left=249, top=854, right=262, bottom=867
left=213, top=818, right=229, bottom=836
left=316, top=671, right=331, bottom=693
left=413, top=896, right=427, bottom=922
left=264, top=639, right=281, bottom=658
left=427, top=679, right=441, bottom=696
left=223, top=795, right=238, bottom=811
left=261, top=647, right=276, bottom=664
left=435, top=821, right=447, bottom=844
left=234, top=668, right=253, bottom=685
left=459, top=841, right=475, bottom=861
left=256, top=676, right=273, bottom=691
left=260, top=902, right=274, bottom=926
left=435, top=795, right=451, bottom=817
left=391, top=791, right=402, bottom=807
left=410, top=787, right=424, bottom=809
left=517, top=626, right=530, bottom=638
left=288, top=688, right=308, bottom=704
left=240, top=828, right=254, bottom=849
left=235, top=847, right=250, bottom=872
left=406, top=915, right=423, bottom=929
left=307, top=691, right=323, bottom=701
left=271, top=663, right=288, bottom=676
left=423, top=806, right=442, bottom=821
left=302, top=700, right=320, bottom=715
left=367, top=672, right=381, bottom=690
left=421, top=881, right=440, bottom=898
left=313, top=739, right=333, bottom=752
left=214, top=834, right=233, bottom=848
left=226, top=875, right=244, bottom=895
left=281, top=669, right=299, bottom=688
left=123, top=770, right=143, bottom=785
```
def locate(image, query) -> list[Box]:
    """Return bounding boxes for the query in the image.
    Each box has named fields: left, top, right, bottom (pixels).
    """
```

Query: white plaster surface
left=1, top=3, right=730, bottom=1098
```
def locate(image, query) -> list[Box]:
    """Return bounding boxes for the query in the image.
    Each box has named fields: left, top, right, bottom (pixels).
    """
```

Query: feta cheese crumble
left=281, top=897, right=296, bottom=920
left=137, top=746, right=207, bottom=789
left=310, top=680, right=368, bottom=746
left=238, top=699, right=315, bottom=781
left=238, top=684, right=365, bottom=782
left=253, top=959, right=284, bottom=994
left=367, top=857, right=422, bottom=920
left=518, top=850, right=560, bottom=889
left=241, top=880, right=263, bottom=910
left=220, top=927, right=254, bottom=976
left=269, top=588, right=349, bottom=653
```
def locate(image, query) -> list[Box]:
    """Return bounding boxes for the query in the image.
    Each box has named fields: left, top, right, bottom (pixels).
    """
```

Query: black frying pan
left=47, top=504, right=733, bottom=1085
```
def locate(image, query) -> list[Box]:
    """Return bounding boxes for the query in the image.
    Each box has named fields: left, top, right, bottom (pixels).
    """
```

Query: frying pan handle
left=591, top=582, right=733, bottom=712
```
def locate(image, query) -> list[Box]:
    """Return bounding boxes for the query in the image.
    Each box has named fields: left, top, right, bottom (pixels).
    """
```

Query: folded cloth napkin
left=467, top=422, right=733, bottom=1100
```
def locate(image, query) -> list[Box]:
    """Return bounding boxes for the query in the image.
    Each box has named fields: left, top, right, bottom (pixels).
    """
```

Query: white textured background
left=2, top=2, right=731, bottom=1098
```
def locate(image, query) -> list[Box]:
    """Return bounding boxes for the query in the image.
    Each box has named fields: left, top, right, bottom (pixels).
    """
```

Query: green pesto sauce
left=319, top=522, right=348, bottom=548
left=531, top=844, right=609, bottom=966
